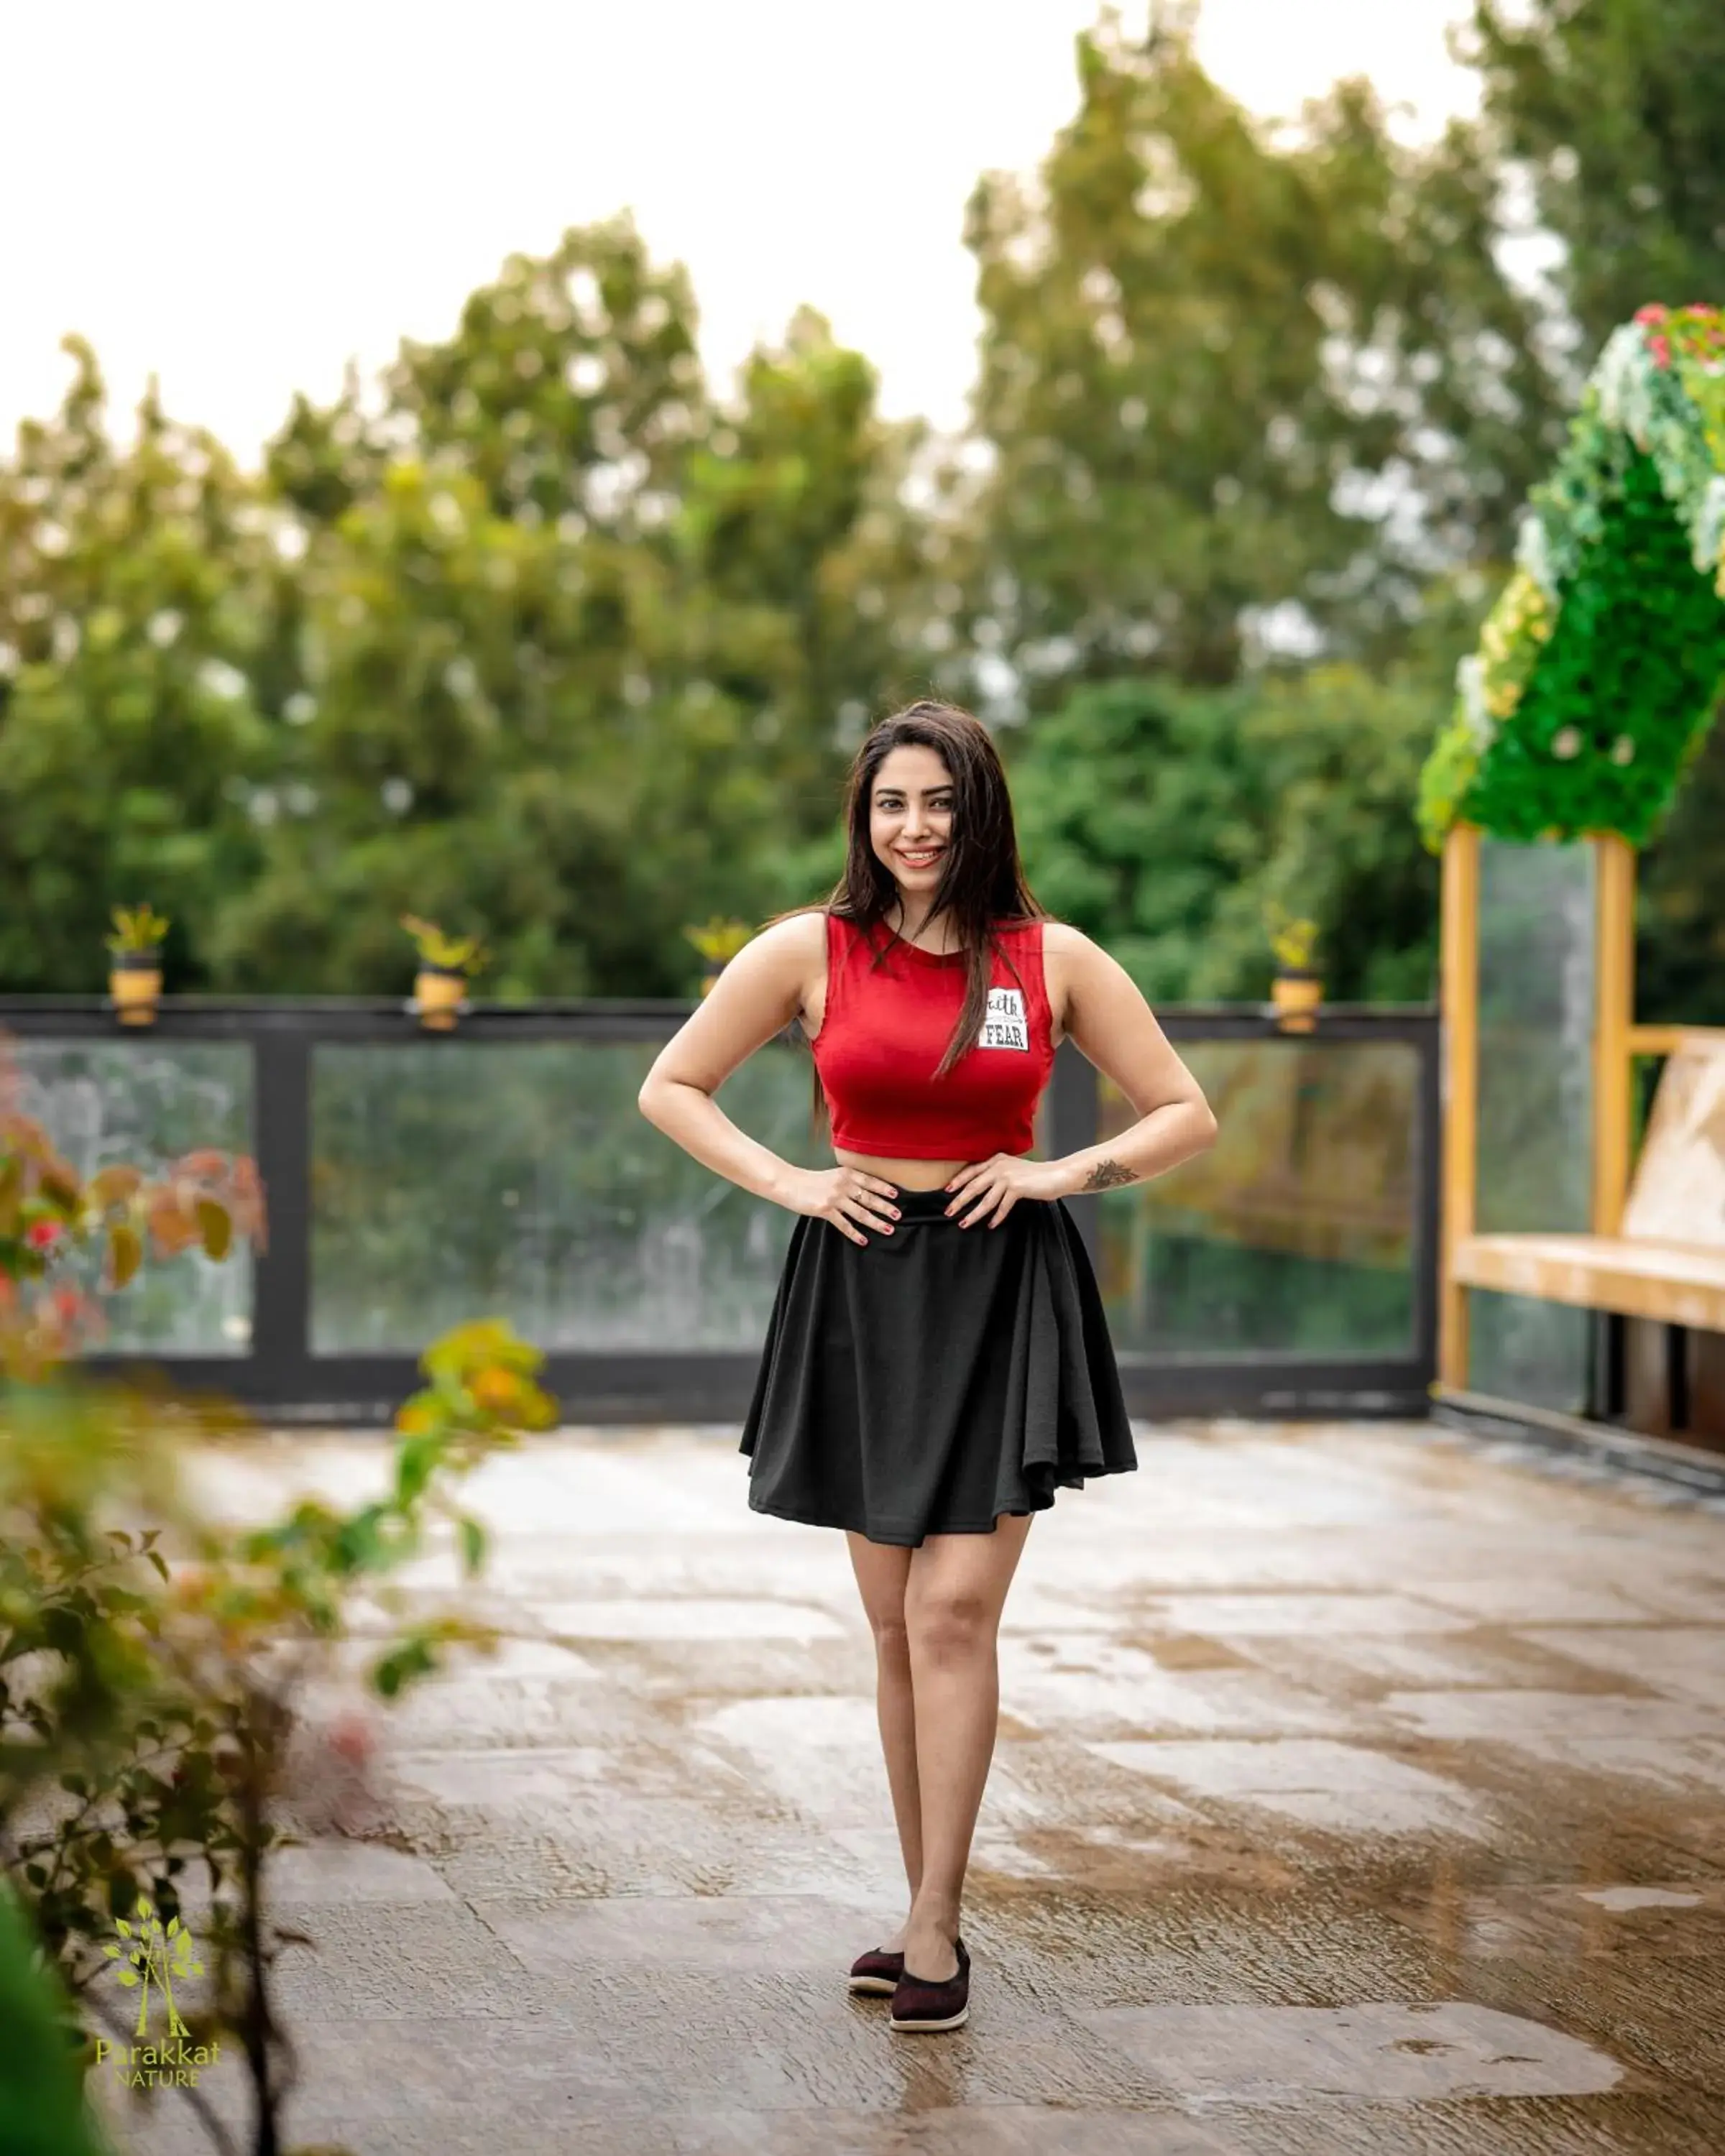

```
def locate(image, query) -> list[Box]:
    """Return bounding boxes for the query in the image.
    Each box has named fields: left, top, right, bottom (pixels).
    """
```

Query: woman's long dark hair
left=762, top=699, right=1049, bottom=1146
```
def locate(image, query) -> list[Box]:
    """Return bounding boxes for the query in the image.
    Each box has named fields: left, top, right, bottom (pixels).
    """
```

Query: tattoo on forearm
left=1080, top=1156, right=1140, bottom=1192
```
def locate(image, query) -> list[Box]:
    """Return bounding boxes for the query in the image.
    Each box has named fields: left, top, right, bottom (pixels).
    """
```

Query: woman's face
left=869, top=745, right=954, bottom=897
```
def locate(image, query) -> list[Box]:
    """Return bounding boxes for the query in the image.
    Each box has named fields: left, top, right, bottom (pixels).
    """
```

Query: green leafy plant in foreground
left=0, top=1056, right=558, bottom=2156
left=0, top=1884, right=111, bottom=2156
left=2, top=1322, right=556, bottom=2156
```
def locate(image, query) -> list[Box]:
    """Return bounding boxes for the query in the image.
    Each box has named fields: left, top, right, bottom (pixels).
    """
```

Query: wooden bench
left=1455, top=1231, right=1725, bottom=1332
left=1453, top=1046, right=1725, bottom=1436
left=1436, top=828, right=1725, bottom=1447
left=1456, top=1044, right=1725, bottom=1317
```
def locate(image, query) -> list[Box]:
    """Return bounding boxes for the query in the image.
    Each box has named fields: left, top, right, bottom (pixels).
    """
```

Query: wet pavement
left=97, top=1417, right=1725, bottom=2155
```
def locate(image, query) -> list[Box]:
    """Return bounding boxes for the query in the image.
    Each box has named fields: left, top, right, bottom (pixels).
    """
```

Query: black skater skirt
left=739, top=1183, right=1138, bottom=1547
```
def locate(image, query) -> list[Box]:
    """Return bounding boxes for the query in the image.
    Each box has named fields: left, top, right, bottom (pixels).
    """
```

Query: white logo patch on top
left=977, top=986, right=1030, bottom=1051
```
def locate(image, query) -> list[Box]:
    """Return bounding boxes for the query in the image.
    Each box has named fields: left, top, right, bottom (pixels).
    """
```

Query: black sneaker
left=888, top=1937, right=970, bottom=2033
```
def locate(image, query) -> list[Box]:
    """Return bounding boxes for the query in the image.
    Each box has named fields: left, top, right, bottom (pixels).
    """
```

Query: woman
left=638, top=699, right=1217, bottom=2034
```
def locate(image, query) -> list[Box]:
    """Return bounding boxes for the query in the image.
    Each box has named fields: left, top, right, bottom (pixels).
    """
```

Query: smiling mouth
left=897, top=849, right=943, bottom=865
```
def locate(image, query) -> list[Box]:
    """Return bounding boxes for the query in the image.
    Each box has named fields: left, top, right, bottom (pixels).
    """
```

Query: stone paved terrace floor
left=92, top=1416, right=1725, bottom=2156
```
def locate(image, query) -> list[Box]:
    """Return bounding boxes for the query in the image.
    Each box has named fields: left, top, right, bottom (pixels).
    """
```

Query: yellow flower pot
left=414, top=966, right=469, bottom=1031
left=1271, top=970, right=1322, bottom=1033
left=109, top=954, right=163, bottom=1027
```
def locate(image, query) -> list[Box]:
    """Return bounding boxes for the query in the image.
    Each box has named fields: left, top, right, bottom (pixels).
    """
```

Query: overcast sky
left=1, top=1, right=1477, bottom=463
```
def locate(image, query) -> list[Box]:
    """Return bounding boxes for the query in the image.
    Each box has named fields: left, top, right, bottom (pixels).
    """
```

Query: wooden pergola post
left=1438, top=823, right=1481, bottom=1391
left=1591, top=833, right=1637, bottom=1238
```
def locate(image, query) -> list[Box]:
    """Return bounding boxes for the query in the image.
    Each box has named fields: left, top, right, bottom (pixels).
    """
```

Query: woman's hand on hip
left=943, top=1154, right=1064, bottom=1228
left=778, top=1164, right=901, bottom=1245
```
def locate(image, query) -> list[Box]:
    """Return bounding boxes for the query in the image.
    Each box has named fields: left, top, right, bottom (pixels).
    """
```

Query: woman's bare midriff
left=830, top=1148, right=969, bottom=1192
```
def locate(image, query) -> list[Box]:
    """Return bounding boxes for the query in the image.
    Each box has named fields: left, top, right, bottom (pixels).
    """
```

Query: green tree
left=952, top=7, right=1558, bottom=705
left=671, top=305, right=940, bottom=847
left=0, top=342, right=273, bottom=992
left=1468, top=0, right=1725, bottom=357
left=1011, top=661, right=1443, bottom=1003
left=385, top=214, right=707, bottom=538
left=212, top=231, right=938, bottom=994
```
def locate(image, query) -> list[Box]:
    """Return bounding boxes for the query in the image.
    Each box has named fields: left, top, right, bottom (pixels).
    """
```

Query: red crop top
left=807, top=911, right=1057, bottom=1160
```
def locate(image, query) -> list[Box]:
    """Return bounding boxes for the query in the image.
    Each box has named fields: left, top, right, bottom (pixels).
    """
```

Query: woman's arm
left=636, top=913, right=822, bottom=1206
left=1042, top=930, right=1218, bottom=1198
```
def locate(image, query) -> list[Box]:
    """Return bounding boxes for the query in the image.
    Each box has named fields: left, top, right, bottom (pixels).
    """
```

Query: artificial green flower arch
left=1418, top=305, right=1725, bottom=850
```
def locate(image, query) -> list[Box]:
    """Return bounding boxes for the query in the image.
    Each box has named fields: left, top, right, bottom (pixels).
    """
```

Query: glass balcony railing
left=308, top=1040, right=816, bottom=1354
left=9, top=1038, right=254, bottom=1357
left=1095, top=1038, right=1422, bottom=1361
left=1, top=1000, right=1436, bottom=1422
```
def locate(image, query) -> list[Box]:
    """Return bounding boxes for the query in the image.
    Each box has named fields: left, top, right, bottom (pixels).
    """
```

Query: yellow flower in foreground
left=471, top=1368, right=523, bottom=1414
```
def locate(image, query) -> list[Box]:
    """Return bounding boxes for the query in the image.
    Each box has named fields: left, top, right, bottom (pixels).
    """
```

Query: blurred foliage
left=1, top=1107, right=553, bottom=2156
left=1468, top=0, right=1725, bottom=361
left=106, top=905, right=171, bottom=957
left=0, top=1314, right=551, bottom=2155
left=224, top=228, right=938, bottom=999
left=947, top=9, right=1560, bottom=698
left=4, top=11, right=1725, bottom=1013
left=399, top=914, right=486, bottom=978
left=1, top=227, right=934, bottom=1002
left=1264, top=907, right=1320, bottom=975
left=1011, top=664, right=1441, bottom=1003
left=0, top=1882, right=111, bottom=2156
left=0, top=1033, right=558, bottom=2151
left=0, top=342, right=275, bottom=996
left=684, top=916, right=755, bottom=966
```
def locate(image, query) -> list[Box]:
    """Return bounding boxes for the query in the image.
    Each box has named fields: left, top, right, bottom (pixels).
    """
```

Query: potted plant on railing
left=1266, top=908, right=1322, bottom=1033
left=401, top=914, right=486, bottom=1031
left=106, top=903, right=170, bottom=1027
left=684, top=915, right=754, bottom=997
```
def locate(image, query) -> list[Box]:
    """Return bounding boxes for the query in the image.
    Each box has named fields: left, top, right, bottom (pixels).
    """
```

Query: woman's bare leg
left=901, top=1512, right=1034, bottom=1980
left=845, top=1531, right=919, bottom=1948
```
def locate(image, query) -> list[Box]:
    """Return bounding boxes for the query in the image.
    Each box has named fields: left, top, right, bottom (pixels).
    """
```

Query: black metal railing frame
left=0, top=998, right=1440, bottom=1426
